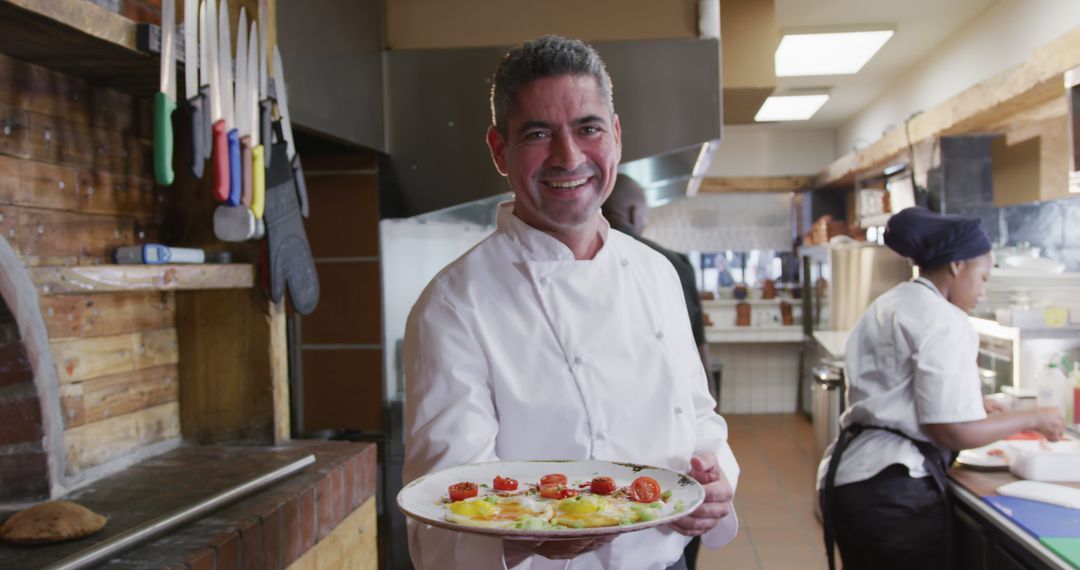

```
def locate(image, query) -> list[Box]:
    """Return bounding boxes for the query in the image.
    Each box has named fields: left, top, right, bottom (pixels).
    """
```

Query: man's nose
left=549, top=132, right=586, bottom=171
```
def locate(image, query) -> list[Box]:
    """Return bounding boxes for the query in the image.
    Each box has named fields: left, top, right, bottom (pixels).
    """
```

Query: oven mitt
left=264, top=123, right=319, bottom=315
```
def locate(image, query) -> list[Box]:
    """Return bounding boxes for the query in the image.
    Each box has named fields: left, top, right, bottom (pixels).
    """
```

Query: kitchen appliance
left=811, top=356, right=844, bottom=465
left=971, top=317, right=1080, bottom=398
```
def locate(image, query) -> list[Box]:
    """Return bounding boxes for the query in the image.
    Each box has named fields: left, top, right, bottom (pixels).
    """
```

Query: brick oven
left=0, top=1, right=379, bottom=568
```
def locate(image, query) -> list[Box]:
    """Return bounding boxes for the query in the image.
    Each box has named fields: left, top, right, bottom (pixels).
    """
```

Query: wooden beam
left=59, top=364, right=178, bottom=428
left=30, top=264, right=255, bottom=295
left=814, top=26, right=1080, bottom=189
left=50, top=327, right=178, bottom=383
left=698, top=176, right=812, bottom=194
left=39, top=291, right=174, bottom=340
left=64, top=401, right=179, bottom=474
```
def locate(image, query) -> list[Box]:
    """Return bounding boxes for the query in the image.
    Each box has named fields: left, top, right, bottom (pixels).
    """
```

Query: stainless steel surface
left=386, top=38, right=722, bottom=216
left=44, top=454, right=316, bottom=570
left=810, top=351, right=844, bottom=464
left=950, top=482, right=1074, bottom=570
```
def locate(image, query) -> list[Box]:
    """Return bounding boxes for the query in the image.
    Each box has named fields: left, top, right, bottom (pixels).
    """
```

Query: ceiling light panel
left=754, top=94, right=830, bottom=122
left=775, top=30, right=894, bottom=77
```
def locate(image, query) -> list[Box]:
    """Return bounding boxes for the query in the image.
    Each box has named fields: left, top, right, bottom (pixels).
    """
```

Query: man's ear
left=627, top=204, right=637, bottom=228
left=487, top=126, right=509, bottom=176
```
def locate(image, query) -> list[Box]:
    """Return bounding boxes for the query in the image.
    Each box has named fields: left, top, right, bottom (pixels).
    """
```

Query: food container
left=735, top=303, right=751, bottom=327
left=1007, top=440, right=1080, bottom=482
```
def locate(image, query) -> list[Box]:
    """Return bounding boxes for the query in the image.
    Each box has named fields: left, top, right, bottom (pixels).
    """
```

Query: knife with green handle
left=154, top=0, right=177, bottom=186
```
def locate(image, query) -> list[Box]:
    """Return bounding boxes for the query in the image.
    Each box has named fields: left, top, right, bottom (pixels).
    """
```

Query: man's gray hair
left=490, top=35, right=614, bottom=137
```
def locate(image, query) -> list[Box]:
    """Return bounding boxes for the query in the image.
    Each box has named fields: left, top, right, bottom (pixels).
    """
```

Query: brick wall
left=0, top=296, right=48, bottom=502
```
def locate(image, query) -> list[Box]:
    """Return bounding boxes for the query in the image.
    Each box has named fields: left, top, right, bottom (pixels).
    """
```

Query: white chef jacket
left=404, top=201, right=740, bottom=570
left=816, top=277, right=986, bottom=489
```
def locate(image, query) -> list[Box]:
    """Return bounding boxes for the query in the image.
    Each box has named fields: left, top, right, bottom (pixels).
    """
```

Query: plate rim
left=397, top=459, right=705, bottom=540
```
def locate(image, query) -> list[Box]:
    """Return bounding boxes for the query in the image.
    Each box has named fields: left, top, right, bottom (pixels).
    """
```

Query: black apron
left=820, top=423, right=954, bottom=570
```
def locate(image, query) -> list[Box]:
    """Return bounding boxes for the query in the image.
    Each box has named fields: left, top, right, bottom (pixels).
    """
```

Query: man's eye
left=579, top=126, right=601, bottom=136
left=523, top=131, right=549, bottom=141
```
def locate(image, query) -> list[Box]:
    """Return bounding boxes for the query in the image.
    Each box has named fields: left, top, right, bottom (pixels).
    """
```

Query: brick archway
left=0, top=233, right=65, bottom=503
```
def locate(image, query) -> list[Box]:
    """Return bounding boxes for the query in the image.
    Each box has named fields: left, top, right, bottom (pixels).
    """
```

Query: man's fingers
left=689, top=452, right=721, bottom=484
left=687, top=500, right=732, bottom=520
left=703, top=480, right=734, bottom=504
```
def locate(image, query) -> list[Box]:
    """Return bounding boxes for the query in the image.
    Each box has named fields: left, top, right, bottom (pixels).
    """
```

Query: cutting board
left=984, top=495, right=1080, bottom=539
left=1040, top=537, right=1080, bottom=570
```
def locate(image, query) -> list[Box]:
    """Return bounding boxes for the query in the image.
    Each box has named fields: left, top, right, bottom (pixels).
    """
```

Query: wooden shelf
left=703, top=298, right=798, bottom=307
left=705, top=327, right=804, bottom=344
left=0, top=0, right=156, bottom=94
left=30, top=264, right=255, bottom=294
left=813, top=26, right=1080, bottom=189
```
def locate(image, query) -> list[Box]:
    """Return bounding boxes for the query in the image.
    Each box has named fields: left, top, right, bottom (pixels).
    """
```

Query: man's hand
left=671, top=452, right=734, bottom=537
left=504, top=536, right=615, bottom=565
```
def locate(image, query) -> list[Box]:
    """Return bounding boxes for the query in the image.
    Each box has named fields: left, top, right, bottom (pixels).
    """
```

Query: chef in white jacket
left=403, top=35, right=740, bottom=570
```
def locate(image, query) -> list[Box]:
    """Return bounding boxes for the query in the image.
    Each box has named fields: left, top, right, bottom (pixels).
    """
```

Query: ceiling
left=754, top=0, right=998, bottom=128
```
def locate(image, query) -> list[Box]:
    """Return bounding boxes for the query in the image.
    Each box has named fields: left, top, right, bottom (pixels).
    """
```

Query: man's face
left=487, top=75, right=622, bottom=234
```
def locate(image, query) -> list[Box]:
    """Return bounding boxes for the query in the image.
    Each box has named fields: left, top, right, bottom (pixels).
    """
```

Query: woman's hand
left=1032, top=407, right=1066, bottom=441
left=670, top=452, right=735, bottom=537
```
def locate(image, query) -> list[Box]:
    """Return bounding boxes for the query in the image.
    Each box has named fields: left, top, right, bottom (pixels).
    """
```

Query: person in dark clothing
left=602, top=173, right=711, bottom=569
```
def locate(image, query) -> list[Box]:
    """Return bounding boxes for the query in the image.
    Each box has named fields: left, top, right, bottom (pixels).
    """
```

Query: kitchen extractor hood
left=386, top=37, right=723, bottom=216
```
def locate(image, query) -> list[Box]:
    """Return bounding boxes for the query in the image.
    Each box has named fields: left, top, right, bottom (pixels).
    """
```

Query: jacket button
left=656, top=331, right=664, bottom=340
left=539, top=277, right=549, bottom=286
left=573, top=356, right=584, bottom=366
left=621, top=259, right=629, bottom=267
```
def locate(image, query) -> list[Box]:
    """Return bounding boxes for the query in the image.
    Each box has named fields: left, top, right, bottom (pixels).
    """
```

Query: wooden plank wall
left=0, top=52, right=178, bottom=476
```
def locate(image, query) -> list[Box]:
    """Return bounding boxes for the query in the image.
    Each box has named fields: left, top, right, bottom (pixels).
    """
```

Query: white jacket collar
left=495, top=200, right=611, bottom=262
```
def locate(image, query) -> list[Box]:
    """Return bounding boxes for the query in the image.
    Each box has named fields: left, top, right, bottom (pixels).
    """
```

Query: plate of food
left=397, top=460, right=704, bottom=539
left=956, top=441, right=1010, bottom=470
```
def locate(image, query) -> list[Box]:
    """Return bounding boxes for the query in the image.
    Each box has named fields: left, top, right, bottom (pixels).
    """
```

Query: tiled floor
left=695, top=414, right=830, bottom=570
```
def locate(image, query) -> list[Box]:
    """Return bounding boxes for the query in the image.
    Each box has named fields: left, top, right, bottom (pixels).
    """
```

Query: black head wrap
left=883, top=207, right=992, bottom=269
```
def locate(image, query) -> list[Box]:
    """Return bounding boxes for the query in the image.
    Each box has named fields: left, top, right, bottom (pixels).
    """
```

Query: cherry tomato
left=448, top=481, right=478, bottom=501
left=539, top=483, right=578, bottom=500
left=590, top=476, right=616, bottom=495
left=629, top=476, right=661, bottom=503
left=493, top=475, right=519, bottom=491
left=539, top=473, right=567, bottom=487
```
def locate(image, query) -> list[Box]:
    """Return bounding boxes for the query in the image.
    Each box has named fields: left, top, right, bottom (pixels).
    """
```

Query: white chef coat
left=816, top=277, right=987, bottom=489
left=404, top=201, right=740, bottom=570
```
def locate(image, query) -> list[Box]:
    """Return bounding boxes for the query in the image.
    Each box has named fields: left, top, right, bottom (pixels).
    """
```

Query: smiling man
left=403, top=36, right=740, bottom=570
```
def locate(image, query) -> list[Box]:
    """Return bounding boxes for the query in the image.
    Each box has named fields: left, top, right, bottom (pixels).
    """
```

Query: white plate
left=397, top=460, right=705, bottom=540
left=956, top=442, right=1010, bottom=470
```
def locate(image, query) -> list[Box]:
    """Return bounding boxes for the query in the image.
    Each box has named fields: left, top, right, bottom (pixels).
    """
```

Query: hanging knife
left=154, top=0, right=177, bottom=186
left=198, top=0, right=212, bottom=161
left=184, top=0, right=204, bottom=178
left=258, top=0, right=272, bottom=169
left=273, top=45, right=309, bottom=218
left=220, top=0, right=242, bottom=206
left=236, top=8, right=253, bottom=210
left=248, top=20, right=264, bottom=217
left=209, top=0, right=229, bottom=201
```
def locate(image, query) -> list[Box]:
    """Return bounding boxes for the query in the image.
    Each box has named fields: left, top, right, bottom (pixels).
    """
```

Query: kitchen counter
left=949, top=466, right=1080, bottom=569
left=811, top=330, right=850, bottom=360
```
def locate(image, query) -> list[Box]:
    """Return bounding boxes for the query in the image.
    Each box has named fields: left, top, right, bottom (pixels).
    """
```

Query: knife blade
left=221, top=0, right=242, bottom=206
left=184, top=0, right=205, bottom=179
left=237, top=8, right=253, bottom=210
left=249, top=18, right=264, bottom=222
left=154, top=0, right=177, bottom=186
left=199, top=0, right=211, bottom=160
left=272, top=45, right=308, bottom=218
left=209, top=0, right=229, bottom=202
left=258, top=0, right=272, bottom=169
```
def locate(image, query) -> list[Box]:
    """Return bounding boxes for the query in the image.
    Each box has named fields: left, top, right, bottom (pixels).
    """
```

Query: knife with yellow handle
left=154, top=0, right=177, bottom=186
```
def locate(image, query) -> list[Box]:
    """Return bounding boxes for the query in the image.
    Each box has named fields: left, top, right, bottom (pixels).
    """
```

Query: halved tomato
left=590, top=476, right=616, bottom=495
left=539, top=473, right=567, bottom=487
left=539, top=483, right=578, bottom=500
left=629, top=476, right=661, bottom=503
left=448, top=481, right=478, bottom=501
left=493, top=475, right=519, bottom=491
